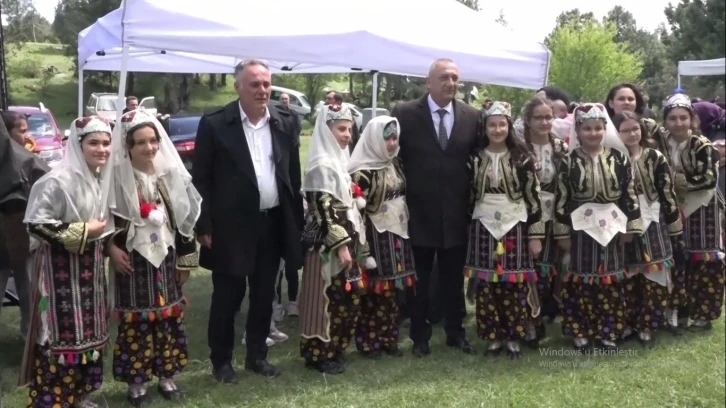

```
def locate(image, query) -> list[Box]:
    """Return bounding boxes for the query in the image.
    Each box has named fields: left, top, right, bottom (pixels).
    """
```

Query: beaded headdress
left=484, top=101, right=512, bottom=118
left=73, top=116, right=112, bottom=141
left=663, top=93, right=692, bottom=111
left=574, top=104, right=607, bottom=123
left=120, top=109, right=156, bottom=135
left=326, top=104, right=353, bottom=122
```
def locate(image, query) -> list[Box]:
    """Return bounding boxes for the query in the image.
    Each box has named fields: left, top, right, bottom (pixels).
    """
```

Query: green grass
left=3, top=42, right=725, bottom=408
left=2, top=270, right=724, bottom=408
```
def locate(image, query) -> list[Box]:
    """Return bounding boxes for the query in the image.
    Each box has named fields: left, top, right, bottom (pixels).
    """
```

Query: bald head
left=426, top=58, right=459, bottom=108
left=280, top=93, right=290, bottom=107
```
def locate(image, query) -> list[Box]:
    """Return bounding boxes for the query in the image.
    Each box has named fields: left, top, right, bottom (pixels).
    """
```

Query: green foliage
left=481, top=86, right=532, bottom=118
left=548, top=22, right=643, bottom=102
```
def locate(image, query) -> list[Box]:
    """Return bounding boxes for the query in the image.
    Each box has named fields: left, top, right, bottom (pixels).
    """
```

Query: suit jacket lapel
left=447, top=99, right=465, bottom=151
left=417, top=95, right=439, bottom=146
left=269, top=108, right=293, bottom=194
left=222, top=101, right=257, bottom=187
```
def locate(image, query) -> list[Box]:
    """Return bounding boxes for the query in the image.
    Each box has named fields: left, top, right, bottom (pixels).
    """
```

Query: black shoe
left=446, top=337, right=476, bottom=355
left=212, top=363, right=239, bottom=384
left=334, top=353, right=347, bottom=367
left=638, top=336, right=655, bottom=349
left=688, top=321, right=713, bottom=332
left=506, top=348, right=522, bottom=360
left=317, top=360, right=345, bottom=374
left=412, top=342, right=430, bottom=358
left=385, top=347, right=404, bottom=357
left=535, top=322, right=547, bottom=340
left=666, top=324, right=683, bottom=336
left=244, top=359, right=281, bottom=378
left=484, top=347, right=503, bottom=357
left=361, top=350, right=382, bottom=360
left=524, top=338, right=540, bottom=350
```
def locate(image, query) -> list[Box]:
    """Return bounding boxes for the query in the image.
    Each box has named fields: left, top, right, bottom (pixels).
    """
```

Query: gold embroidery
left=51, top=222, right=88, bottom=254
left=157, top=179, right=177, bottom=231
left=176, top=251, right=199, bottom=269
left=313, top=193, right=352, bottom=250
left=667, top=217, right=684, bottom=236
left=529, top=220, right=546, bottom=238
left=626, top=218, right=643, bottom=234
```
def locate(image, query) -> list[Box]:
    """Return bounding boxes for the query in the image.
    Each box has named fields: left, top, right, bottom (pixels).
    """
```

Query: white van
left=269, top=86, right=312, bottom=119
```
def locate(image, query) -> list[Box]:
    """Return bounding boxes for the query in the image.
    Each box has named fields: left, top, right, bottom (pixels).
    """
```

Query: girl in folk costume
left=20, top=116, right=115, bottom=408
left=553, top=103, right=643, bottom=351
left=106, top=110, right=201, bottom=405
left=651, top=93, right=725, bottom=333
left=614, top=111, right=683, bottom=347
left=465, top=101, right=544, bottom=359
left=519, top=97, right=569, bottom=344
left=299, top=104, right=376, bottom=374
left=348, top=116, right=416, bottom=359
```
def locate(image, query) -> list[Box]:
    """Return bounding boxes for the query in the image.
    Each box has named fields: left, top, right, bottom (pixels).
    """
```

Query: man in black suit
left=192, top=60, right=303, bottom=383
left=392, top=58, right=479, bottom=357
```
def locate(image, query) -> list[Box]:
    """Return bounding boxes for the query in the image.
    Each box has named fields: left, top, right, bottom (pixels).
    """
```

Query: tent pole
left=371, top=71, right=379, bottom=118
left=78, top=67, right=84, bottom=117
left=115, top=45, right=130, bottom=122
left=677, top=75, right=681, bottom=89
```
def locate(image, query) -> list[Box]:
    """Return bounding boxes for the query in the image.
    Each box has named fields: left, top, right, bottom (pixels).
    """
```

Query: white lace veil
left=24, top=116, right=115, bottom=239
left=303, top=105, right=354, bottom=208
left=569, top=103, right=628, bottom=156
left=110, top=110, right=202, bottom=250
left=347, top=116, right=399, bottom=174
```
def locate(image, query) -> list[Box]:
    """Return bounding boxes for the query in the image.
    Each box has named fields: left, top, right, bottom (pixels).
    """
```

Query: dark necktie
left=437, top=109, right=448, bottom=149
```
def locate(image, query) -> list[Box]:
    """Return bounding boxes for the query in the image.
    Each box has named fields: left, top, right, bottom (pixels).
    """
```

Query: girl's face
left=665, top=107, right=692, bottom=138
left=528, top=105, right=554, bottom=137
left=610, top=87, right=637, bottom=115
left=618, top=118, right=642, bottom=148
left=129, top=126, right=160, bottom=167
left=10, top=118, right=28, bottom=146
left=329, top=119, right=352, bottom=149
left=384, top=133, right=399, bottom=154
left=486, top=115, right=509, bottom=146
left=577, top=119, right=605, bottom=151
left=81, top=132, right=112, bottom=170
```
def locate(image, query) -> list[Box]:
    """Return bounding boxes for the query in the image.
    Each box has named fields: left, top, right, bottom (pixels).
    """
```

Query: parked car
left=165, top=113, right=200, bottom=171
left=269, top=86, right=312, bottom=119
left=85, top=93, right=157, bottom=122
left=9, top=103, right=68, bottom=167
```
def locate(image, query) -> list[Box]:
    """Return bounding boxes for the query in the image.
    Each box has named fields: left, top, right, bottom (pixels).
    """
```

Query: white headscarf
left=347, top=116, right=399, bottom=174
left=24, top=116, right=115, bottom=239
left=110, top=110, right=202, bottom=250
left=568, top=103, right=628, bottom=156
left=303, top=105, right=354, bottom=207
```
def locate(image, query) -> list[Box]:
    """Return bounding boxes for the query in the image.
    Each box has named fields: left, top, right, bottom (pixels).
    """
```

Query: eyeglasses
left=619, top=127, right=640, bottom=135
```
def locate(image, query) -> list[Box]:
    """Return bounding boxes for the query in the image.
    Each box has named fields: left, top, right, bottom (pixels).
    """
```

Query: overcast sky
left=32, top=0, right=674, bottom=43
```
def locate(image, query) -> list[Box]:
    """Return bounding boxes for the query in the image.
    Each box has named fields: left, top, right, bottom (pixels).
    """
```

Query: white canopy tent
left=84, top=0, right=550, bottom=123
left=677, top=58, right=726, bottom=88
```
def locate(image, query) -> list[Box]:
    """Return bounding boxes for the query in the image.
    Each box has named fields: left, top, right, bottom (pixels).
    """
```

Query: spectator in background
left=536, top=86, right=571, bottom=115
left=273, top=92, right=302, bottom=322
left=123, top=96, right=139, bottom=114
left=324, top=90, right=337, bottom=105
left=0, top=111, right=34, bottom=150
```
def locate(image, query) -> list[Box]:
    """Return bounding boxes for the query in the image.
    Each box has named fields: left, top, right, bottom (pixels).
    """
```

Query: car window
left=26, top=114, right=54, bottom=137
left=88, top=95, right=97, bottom=108
left=168, top=117, right=201, bottom=136
left=140, top=98, right=156, bottom=109
left=289, top=95, right=302, bottom=107
left=270, top=90, right=281, bottom=101
left=98, top=97, right=117, bottom=111
left=298, top=94, right=311, bottom=108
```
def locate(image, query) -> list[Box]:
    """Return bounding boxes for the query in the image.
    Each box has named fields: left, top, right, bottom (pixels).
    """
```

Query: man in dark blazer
left=192, top=60, right=303, bottom=383
left=392, top=58, right=479, bottom=357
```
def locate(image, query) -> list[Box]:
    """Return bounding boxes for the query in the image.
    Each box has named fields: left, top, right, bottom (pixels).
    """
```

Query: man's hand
left=198, top=234, right=212, bottom=249
left=177, top=269, right=191, bottom=285
left=109, top=243, right=133, bottom=275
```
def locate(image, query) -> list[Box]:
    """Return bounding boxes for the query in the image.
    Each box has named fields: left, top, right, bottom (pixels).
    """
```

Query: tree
left=548, top=22, right=643, bottom=101
left=3, top=0, right=55, bottom=44
left=545, top=9, right=597, bottom=46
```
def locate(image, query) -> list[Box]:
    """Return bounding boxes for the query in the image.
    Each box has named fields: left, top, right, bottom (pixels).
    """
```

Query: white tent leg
left=115, top=45, right=130, bottom=121
left=677, top=75, right=681, bottom=89
left=77, top=68, right=84, bottom=117
left=371, top=72, right=379, bottom=118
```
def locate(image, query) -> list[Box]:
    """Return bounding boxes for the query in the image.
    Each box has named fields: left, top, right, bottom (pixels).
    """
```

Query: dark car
left=9, top=104, right=69, bottom=167
left=166, top=113, right=200, bottom=170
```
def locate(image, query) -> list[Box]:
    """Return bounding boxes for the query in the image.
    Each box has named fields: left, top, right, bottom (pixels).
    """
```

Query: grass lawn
left=2, top=43, right=725, bottom=408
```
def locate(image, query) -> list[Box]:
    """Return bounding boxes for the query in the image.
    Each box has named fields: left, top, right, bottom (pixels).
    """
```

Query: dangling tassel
left=148, top=311, right=156, bottom=322
left=345, top=282, right=352, bottom=292
left=649, top=264, right=659, bottom=273
left=125, top=313, right=133, bottom=323
left=92, top=350, right=100, bottom=362
left=158, top=294, right=166, bottom=307
left=496, top=241, right=505, bottom=256
left=496, top=263, right=504, bottom=275
left=643, top=251, right=651, bottom=263
left=504, top=239, right=515, bottom=252
left=507, top=273, right=516, bottom=283
left=81, top=353, right=87, bottom=365
left=58, top=354, right=66, bottom=365
left=38, top=296, right=48, bottom=312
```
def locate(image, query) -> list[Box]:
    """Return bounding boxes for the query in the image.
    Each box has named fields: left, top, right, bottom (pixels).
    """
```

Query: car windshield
left=98, top=97, right=117, bottom=111
left=168, top=117, right=201, bottom=136
left=26, top=114, right=54, bottom=137
left=298, top=95, right=311, bottom=108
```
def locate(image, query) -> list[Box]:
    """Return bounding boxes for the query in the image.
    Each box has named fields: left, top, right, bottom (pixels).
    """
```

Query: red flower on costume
left=140, top=203, right=155, bottom=218
left=351, top=183, right=363, bottom=198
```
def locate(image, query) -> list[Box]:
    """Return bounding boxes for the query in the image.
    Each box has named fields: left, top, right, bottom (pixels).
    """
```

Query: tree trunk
left=220, top=74, right=227, bottom=87
left=382, top=74, right=392, bottom=110
left=127, top=72, right=135, bottom=95
left=194, top=74, right=201, bottom=85
left=164, top=74, right=179, bottom=114
left=209, top=74, right=218, bottom=91
left=348, top=73, right=355, bottom=99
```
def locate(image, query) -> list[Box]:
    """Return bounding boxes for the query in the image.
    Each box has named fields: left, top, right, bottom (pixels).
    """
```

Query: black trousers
left=208, top=208, right=283, bottom=367
left=275, top=259, right=299, bottom=303
left=408, top=245, right=467, bottom=343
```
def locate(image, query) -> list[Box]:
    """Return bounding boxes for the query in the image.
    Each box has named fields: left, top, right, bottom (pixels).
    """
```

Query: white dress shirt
left=427, top=94, right=455, bottom=138
left=239, top=103, right=279, bottom=210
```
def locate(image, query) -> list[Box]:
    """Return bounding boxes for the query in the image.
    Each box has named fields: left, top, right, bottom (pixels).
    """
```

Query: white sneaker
left=268, top=321, right=289, bottom=343
left=286, top=301, right=299, bottom=317
left=241, top=331, right=276, bottom=347
left=272, top=303, right=285, bottom=322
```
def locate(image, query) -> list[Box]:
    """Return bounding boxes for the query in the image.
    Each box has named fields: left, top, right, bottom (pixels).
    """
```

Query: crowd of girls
left=299, top=84, right=723, bottom=375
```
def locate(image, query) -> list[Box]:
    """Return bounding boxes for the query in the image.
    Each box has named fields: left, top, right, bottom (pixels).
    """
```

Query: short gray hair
left=428, top=58, right=456, bottom=76
left=234, top=59, right=270, bottom=80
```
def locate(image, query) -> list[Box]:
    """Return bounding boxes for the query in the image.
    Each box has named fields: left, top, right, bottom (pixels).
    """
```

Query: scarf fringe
left=112, top=296, right=188, bottom=324
left=626, top=259, right=674, bottom=275
left=538, top=263, right=558, bottom=277
left=686, top=251, right=725, bottom=263
left=563, top=271, right=626, bottom=285
left=46, top=345, right=104, bottom=367
left=464, top=268, right=538, bottom=283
